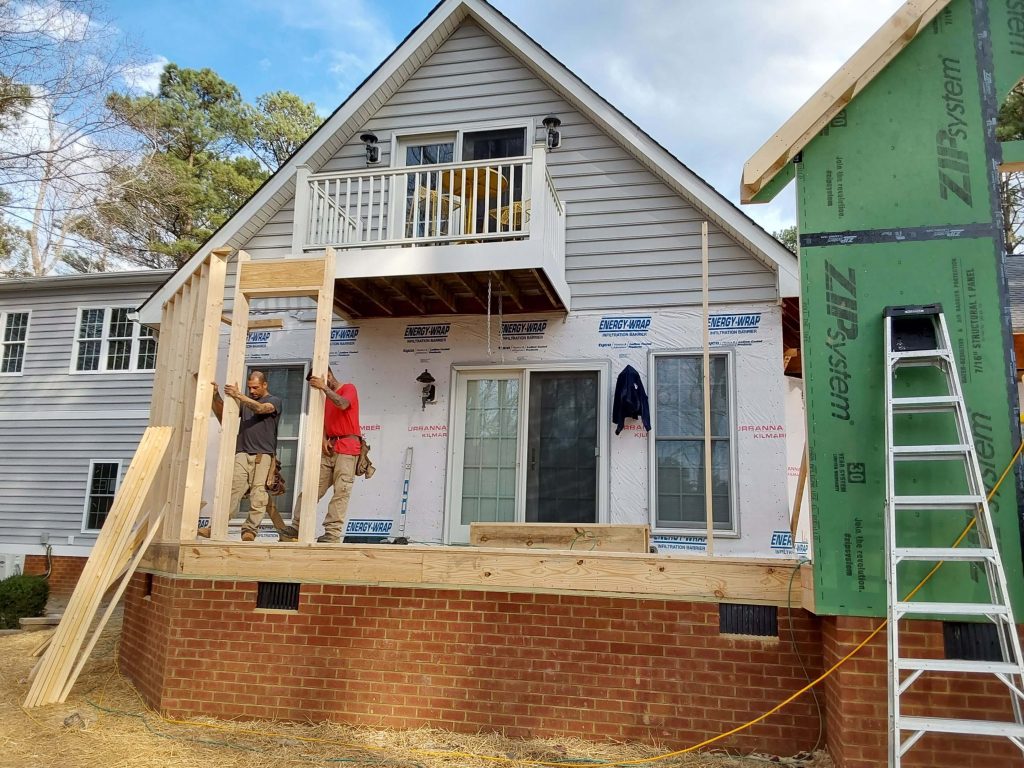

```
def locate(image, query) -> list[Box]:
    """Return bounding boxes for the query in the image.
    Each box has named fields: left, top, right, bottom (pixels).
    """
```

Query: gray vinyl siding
left=240, top=20, right=776, bottom=309
left=0, top=272, right=167, bottom=551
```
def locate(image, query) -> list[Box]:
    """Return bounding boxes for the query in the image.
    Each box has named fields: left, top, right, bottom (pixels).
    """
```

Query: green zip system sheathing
left=797, top=0, right=1024, bottom=616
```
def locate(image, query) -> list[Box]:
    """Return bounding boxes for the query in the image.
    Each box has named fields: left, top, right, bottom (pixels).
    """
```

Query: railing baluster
left=412, top=170, right=421, bottom=239
left=332, top=179, right=341, bottom=244
left=459, top=167, right=466, bottom=237
left=483, top=165, right=491, bottom=235
left=446, top=168, right=454, bottom=238
left=376, top=174, right=386, bottom=242
left=356, top=176, right=364, bottom=245
left=344, top=178, right=352, bottom=244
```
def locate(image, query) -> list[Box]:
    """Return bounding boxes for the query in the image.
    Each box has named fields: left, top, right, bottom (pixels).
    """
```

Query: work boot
left=278, top=526, right=298, bottom=542
left=241, top=530, right=256, bottom=542
left=317, top=534, right=341, bottom=543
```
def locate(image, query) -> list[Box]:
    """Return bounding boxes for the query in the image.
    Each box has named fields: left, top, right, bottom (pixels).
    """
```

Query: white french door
left=446, top=365, right=607, bottom=543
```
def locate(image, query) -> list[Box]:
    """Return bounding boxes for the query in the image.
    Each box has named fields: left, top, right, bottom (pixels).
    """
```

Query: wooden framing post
left=178, top=249, right=229, bottom=539
left=296, top=246, right=336, bottom=543
left=701, top=221, right=714, bottom=555
left=211, top=251, right=251, bottom=539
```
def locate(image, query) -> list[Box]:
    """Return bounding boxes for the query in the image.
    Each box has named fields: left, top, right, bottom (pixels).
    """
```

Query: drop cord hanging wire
left=487, top=275, right=493, bottom=358
left=77, top=443, right=1024, bottom=767
left=498, top=286, right=504, bottom=364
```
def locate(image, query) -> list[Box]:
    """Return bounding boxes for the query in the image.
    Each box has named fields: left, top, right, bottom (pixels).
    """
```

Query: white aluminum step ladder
left=883, top=304, right=1024, bottom=765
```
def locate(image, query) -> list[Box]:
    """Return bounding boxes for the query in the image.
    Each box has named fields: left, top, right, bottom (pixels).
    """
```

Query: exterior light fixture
left=360, top=132, right=380, bottom=165
left=416, top=369, right=436, bottom=410
left=542, top=116, right=562, bottom=150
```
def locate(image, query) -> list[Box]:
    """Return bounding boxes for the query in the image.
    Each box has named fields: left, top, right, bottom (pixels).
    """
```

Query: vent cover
left=943, top=621, right=1002, bottom=661
left=719, top=603, right=778, bottom=636
left=256, top=582, right=300, bottom=610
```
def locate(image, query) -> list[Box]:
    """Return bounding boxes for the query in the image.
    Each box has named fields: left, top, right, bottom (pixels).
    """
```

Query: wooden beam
left=297, top=248, right=336, bottom=544
left=382, top=277, right=426, bottom=314
left=790, top=443, right=809, bottom=540
left=470, top=523, right=650, bottom=554
left=179, top=253, right=228, bottom=540
left=490, top=270, right=524, bottom=311
left=453, top=272, right=489, bottom=311
left=238, top=258, right=326, bottom=295
left=211, top=252, right=251, bottom=539
left=342, top=278, right=394, bottom=316
left=172, top=541, right=807, bottom=607
left=701, top=221, right=714, bottom=556
left=333, top=296, right=361, bottom=318
left=417, top=275, right=458, bottom=313
left=531, top=268, right=559, bottom=310
left=220, top=314, right=284, bottom=330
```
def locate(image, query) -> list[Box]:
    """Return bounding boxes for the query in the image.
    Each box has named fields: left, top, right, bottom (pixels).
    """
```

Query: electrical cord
left=786, top=558, right=822, bottom=755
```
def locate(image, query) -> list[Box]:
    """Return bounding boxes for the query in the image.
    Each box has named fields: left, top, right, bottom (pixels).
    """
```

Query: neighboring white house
left=0, top=270, right=171, bottom=561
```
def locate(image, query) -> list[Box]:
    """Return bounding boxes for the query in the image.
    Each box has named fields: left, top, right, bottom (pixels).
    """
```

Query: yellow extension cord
left=22, top=441, right=1024, bottom=767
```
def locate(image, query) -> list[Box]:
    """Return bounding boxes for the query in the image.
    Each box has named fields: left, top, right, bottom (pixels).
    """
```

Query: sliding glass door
left=448, top=367, right=602, bottom=542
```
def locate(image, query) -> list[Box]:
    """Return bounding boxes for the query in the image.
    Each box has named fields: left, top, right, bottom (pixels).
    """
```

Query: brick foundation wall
left=23, top=554, right=87, bottom=599
left=822, top=616, right=1024, bottom=768
left=120, top=576, right=824, bottom=755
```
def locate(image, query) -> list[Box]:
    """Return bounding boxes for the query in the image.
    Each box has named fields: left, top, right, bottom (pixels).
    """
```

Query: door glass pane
left=525, top=372, right=598, bottom=524
left=236, top=364, right=304, bottom=521
left=404, top=139, right=455, bottom=239
left=461, top=378, right=518, bottom=526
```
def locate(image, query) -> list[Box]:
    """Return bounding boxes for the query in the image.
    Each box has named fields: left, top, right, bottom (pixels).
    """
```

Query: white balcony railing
left=296, top=148, right=560, bottom=251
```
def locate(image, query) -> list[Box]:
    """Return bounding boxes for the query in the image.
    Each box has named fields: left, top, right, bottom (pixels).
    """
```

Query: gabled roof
left=741, top=0, right=950, bottom=204
left=141, top=0, right=798, bottom=322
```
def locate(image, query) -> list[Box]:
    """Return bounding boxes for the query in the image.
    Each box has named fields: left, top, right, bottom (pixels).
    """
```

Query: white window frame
left=444, top=360, right=611, bottom=544
left=0, top=309, right=30, bottom=376
left=82, top=459, right=123, bottom=532
left=648, top=349, right=740, bottom=537
left=390, top=120, right=534, bottom=169
left=70, top=306, right=157, bottom=374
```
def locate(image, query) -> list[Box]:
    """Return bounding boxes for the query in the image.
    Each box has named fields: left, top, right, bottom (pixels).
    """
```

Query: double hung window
left=84, top=461, right=121, bottom=531
left=651, top=353, right=735, bottom=532
left=0, top=311, right=29, bottom=374
left=73, top=307, right=157, bottom=372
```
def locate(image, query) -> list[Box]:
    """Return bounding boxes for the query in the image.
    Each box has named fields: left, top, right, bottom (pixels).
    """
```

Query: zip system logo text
left=824, top=261, right=857, bottom=421
left=936, top=55, right=972, bottom=207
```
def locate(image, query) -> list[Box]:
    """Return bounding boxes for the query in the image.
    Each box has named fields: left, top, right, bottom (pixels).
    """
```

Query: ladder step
left=893, top=495, right=985, bottom=510
left=898, top=658, right=1022, bottom=675
left=891, top=395, right=960, bottom=413
left=895, top=601, right=1009, bottom=617
left=890, top=349, right=953, bottom=361
left=893, top=547, right=996, bottom=562
left=892, top=444, right=971, bottom=460
left=898, top=716, right=1024, bottom=738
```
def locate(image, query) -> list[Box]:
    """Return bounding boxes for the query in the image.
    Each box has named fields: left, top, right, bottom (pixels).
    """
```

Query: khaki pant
left=230, top=452, right=272, bottom=536
left=291, top=452, right=357, bottom=539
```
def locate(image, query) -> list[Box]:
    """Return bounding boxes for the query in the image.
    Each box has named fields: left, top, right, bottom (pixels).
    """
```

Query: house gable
left=242, top=20, right=779, bottom=310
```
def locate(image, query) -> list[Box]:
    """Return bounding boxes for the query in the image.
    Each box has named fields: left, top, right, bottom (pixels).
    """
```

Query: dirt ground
left=0, top=615, right=833, bottom=768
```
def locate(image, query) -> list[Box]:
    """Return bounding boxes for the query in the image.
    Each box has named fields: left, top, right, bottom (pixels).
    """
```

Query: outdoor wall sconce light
left=416, top=369, right=436, bottom=410
left=360, top=132, right=380, bottom=165
left=542, top=115, right=562, bottom=150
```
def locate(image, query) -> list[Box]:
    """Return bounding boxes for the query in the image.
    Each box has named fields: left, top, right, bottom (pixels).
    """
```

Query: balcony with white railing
left=291, top=145, right=570, bottom=317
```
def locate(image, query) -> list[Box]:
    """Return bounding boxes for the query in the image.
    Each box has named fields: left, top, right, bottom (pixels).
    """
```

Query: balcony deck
left=294, top=146, right=570, bottom=318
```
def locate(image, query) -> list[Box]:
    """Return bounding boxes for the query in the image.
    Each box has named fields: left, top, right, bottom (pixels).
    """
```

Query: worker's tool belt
left=326, top=434, right=375, bottom=479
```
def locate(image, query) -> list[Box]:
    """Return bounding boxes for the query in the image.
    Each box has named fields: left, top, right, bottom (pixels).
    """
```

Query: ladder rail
left=884, top=307, right=1024, bottom=766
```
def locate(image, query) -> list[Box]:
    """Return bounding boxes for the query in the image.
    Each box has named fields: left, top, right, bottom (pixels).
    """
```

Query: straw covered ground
left=0, top=615, right=832, bottom=768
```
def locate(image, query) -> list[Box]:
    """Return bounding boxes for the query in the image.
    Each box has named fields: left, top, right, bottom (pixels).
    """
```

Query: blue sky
left=103, top=0, right=908, bottom=233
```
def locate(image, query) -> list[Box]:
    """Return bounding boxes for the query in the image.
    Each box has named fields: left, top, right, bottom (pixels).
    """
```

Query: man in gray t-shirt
left=211, top=371, right=282, bottom=541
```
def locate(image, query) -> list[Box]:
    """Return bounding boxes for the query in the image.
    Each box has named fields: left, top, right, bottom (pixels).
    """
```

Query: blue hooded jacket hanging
left=612, top=365, right=651, bottom=435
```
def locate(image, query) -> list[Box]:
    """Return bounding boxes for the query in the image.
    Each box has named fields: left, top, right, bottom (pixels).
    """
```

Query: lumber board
left=24, top=426, right=172, bottom=708
left=59, top=503, right=168, bottom=702
left=297, top=248, right=335, bottom=543
left=470, top=523, right=650, bottom=553
left=211, top=252, right=251, bottom=539
left=220, top=315, right=284, bottom=329
left=164, top=272, right=198, bottom=538
left=741, top=0, right=948, bottom=202
left=179, top=254, right=227, bottom=540
left=177, top=541, right=805, bottom=607
left=139, top=543, right=181, bottom=574
left=238, top=258, right=326, bottom=294
left=790, top=444, right=809, bottom=539
left=701, top=220, right=713, bottom=554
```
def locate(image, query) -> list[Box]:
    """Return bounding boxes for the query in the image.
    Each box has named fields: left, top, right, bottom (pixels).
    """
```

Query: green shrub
left=0, top=574, right=49, bottom=629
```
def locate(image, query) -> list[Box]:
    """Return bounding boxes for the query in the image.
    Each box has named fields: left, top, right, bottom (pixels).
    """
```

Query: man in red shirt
left=280, top=367, right=360, bottom=543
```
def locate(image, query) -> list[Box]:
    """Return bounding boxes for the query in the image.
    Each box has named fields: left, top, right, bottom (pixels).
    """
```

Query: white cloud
left=9, top=0, right=92, bottom=42
left=488, top=0, right=906, bottom=232
left=123, top=55, right=168, bottom=94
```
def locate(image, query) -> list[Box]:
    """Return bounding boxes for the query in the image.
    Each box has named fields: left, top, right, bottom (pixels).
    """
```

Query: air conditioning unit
left=0, top=553, right=25, bottom=579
